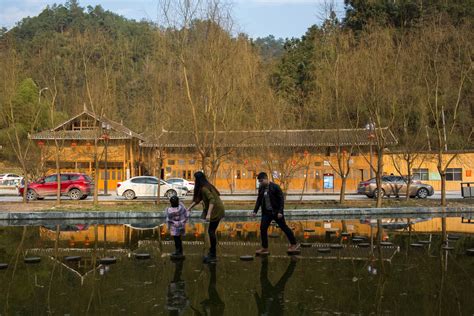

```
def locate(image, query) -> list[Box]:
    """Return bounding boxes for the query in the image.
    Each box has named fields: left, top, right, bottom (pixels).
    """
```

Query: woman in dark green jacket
left=187, top=171, right=225, bottom=263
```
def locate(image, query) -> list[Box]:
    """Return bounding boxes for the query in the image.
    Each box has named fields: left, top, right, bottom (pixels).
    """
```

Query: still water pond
left=1, top=215, right=473, bottom=315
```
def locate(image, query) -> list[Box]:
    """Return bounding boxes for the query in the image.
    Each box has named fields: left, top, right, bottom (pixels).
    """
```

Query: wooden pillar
left=130, top=140, right=135, bottom=178
left=123, top=143, right=127, bottom=180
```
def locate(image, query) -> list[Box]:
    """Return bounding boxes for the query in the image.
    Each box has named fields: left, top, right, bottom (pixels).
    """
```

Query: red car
left=19, top=173, right=93, bottom=201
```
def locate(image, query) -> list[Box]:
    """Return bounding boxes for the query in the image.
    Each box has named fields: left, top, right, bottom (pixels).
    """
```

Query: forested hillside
left=0, top=0, right=472, bottom=165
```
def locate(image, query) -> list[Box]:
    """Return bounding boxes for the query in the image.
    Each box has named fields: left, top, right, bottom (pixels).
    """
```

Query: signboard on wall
left=323, top=173, right=334, bottom=189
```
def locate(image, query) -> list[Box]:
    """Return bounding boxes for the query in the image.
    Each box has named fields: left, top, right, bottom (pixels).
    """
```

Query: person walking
left=187, top=171, right=225, bottom=263
left=253, top=172, right=299, bottom=255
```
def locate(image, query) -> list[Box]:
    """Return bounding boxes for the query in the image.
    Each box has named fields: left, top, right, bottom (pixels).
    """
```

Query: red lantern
left=244, top=159, right=248, bottom=165
left=71, top=142, right=77, bottom=148
left=304, top=150, right=309, bottom=157
left=37, top=141, right=45, bottom=147
left=101, top=134, right=110, bottom=141
left=291, top=160, right=297, bottom=166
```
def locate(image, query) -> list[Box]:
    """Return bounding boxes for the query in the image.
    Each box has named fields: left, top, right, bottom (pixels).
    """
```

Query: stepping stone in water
left=317, top=248, right=331, bottom=253
left=24, top=257, right=41, bottom=264
left=358, top=243, right=371, bottom=248
left=465, top=249, right=474, bottom=256
left=353, top=236, right=367, bottom=240
left=99, top=257, right=117, bottom=265
left=410, top=243, right=424, bottom=248
left=442, top=246, right=455, bottom=251
left=352, top=238, right=364, bottom=243
left=380, top=242, right=394, bottom=247
left=170, top=254, right=185, bottom=260
left=287, top=249, right=301, bottom=255
left=418, top=240, right=431, bottom=244
left=64, top=256, right=81, bottom=262
left=301, top=243, right=312, bottom=248
left=0, top=263, right=8, bottom=270
left=341, top=232, right=351, bottom=237
left=329, top=244, right=343, bottom=249
left=240, top=255, right=254, bottom=261
left=134, top=253, right=151, bottom=260
left=448, top=235, right=461, bottom=240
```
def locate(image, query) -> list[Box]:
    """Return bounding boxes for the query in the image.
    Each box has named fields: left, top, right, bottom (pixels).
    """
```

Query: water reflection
left=192, top=264, right=225, bottom=315
left=167, top=259, right=189, bottom=315
left=255, top=257, right=296, bottom=315
left=0, top=216, right=473, bottom=314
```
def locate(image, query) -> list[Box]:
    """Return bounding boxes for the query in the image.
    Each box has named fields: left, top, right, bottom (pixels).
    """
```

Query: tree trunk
left=440, top=172, right=447, bottom=206
left=156, top=156, right=163, bottom=207
left=339, top=176, right=347, bottom=204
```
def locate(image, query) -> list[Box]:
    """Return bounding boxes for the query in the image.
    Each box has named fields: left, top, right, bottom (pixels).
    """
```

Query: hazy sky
left=0, top=0, right=345, bottom=39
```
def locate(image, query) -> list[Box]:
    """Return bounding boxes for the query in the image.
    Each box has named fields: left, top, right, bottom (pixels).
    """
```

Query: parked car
left=0, top=173, right=23, bottom=186
left=18, top=173, right=92, bottom=201
left=357, top=175, right=434, bottom=199
left=116, top=176, right=187, bottom=200
left=165, top=177, right=195, bottom=193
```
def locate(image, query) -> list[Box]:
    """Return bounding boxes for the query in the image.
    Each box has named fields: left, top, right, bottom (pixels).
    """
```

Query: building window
left=446, top=168, right=462, bottom=181
left=189, top=159, right=195, bottom=165
left=178, top=160, right=185, bottom=165
left=413, top=168, right=429, bottom=181
left=168, top=160, right=175, bottom=165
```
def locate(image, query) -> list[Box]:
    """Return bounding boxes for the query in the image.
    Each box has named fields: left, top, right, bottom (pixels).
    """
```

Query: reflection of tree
left=255, top=257, right=297, bottom=315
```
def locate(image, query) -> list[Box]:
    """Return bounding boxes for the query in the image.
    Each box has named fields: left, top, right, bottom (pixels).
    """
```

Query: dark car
left=18, top=173, right=93, bottom=201
left=357, top=175, right=434, bottom=199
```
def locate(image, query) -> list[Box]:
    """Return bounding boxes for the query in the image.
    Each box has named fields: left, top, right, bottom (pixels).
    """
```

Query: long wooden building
left=30, top=110, right=474, bottom=193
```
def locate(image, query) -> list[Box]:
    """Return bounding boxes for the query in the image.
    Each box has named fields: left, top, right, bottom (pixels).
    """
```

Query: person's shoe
left=202, top=254, right=217, bottom=264
left=255, top=248, right=270, bottom=255
left=287, top=244, right=301, bottom=252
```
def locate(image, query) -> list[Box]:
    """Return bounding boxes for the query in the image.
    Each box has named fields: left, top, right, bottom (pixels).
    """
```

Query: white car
left=0, top=173, right=23, bottom=186
left=116, top=176, right=186, bottom=200
left=165, top=178, right=195, bottom=192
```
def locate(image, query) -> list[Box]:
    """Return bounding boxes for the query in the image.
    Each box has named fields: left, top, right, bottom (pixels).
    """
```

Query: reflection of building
left=30, top=111, right=474, bottom=192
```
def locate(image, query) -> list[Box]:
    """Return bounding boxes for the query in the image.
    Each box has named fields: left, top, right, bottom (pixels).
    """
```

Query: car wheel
left=26, top=189, right=38, bottom=201
left=417, top=188, right=429, bottom=199
left=373, top=189, right=385, bottom=199
left=165, top=189, right=177, bottom=198
left=123, top=190, right=136, bottom=200
left=68, top=188, right=83, bottom=200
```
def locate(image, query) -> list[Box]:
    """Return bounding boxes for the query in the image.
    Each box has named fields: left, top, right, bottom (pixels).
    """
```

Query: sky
left=0, top=0, right=345, bottom=39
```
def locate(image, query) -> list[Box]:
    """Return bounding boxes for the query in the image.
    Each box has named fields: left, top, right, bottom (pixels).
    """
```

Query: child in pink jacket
left=166, top=195, right=189, bottom=256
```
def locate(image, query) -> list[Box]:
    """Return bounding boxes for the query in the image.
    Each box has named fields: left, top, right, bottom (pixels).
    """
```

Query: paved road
left=0, top=192, right=464, bottom=203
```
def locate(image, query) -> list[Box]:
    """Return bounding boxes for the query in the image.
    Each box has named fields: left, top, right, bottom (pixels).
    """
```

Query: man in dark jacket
left=253, top=172, right=299, bottom=255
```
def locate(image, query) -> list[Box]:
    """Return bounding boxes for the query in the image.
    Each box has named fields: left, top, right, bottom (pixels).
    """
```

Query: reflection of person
left=193, top=263, right=225, bottom=315
left=253, top=172, right=299, bottom=254
left=166, top=259, right=189, bottom=315
left=187, top=171, right=225, bottom=263
left=255, top=257, right=297, bottom=315
left=167, top=195, right=189, bottom=257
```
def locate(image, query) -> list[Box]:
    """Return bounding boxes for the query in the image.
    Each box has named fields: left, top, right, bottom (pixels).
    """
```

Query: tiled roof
left=140, top=128, right=398, bottom=148
left=30, top=110, right=145, bottom=141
